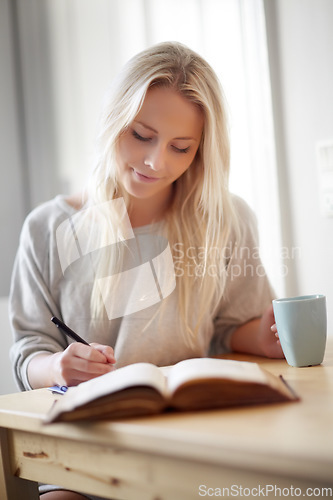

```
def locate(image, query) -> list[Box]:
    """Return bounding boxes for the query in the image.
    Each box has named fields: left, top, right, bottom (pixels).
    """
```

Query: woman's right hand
left=52, top=342, right=116, bottom=386
left=28, top=343, right=116, bottom=389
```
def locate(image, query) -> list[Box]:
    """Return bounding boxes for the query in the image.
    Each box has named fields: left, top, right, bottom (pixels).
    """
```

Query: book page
left=166, top=358, right=267, bottom=396
left=54, top=363, right=167, bottom=413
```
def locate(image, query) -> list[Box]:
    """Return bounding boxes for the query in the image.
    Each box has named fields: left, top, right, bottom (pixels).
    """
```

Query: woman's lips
left=132, top=169, right=160, bottom=183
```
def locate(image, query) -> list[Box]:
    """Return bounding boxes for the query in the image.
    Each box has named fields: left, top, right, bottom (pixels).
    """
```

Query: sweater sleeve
left=9, top=202, right=69, bottom=391
left=209, top=196, right=275, bottom=355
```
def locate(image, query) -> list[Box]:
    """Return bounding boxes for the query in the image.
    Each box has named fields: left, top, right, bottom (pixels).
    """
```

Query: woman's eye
left=132, top=130, right=151, bottom=142
left=173, top=145, right=190, bottom=154
left=132, top=129, right=189, bottom=153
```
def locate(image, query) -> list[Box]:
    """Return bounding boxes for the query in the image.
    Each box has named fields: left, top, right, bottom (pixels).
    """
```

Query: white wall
left=0, top=0, right=28, bottom=296
left=264, top=0, right=333, bottom=334
left=0, top=298, right=18, bottom=395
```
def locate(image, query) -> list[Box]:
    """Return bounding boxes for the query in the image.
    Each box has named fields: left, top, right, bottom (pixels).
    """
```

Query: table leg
left=0, top=428, right=39, bottom=500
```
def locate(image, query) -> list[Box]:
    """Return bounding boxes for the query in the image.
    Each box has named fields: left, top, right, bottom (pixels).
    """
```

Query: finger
left=70, top=358, right=115, bottom=377
left=61, top=364, right=114, bottom=386
left=90, top=343, right=116, bottom=364
left=65, top=344, right=115, bottom=372
left=60, top=355, right=115, bottom=384
left=66, top=342, right=109, bottom=363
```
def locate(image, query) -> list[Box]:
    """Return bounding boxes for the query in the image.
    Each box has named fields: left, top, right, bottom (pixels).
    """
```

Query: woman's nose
left=144, top=145, right=165, bottom=171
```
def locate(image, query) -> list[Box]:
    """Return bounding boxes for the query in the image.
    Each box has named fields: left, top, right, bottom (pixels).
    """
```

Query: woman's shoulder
left=230, top=193, right=256, bottom=219
left=21, top=195, right=79, bottom=243
left=229, top=193, right=259, bottom=244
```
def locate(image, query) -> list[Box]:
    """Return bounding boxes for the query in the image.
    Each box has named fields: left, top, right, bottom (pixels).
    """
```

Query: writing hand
left=52, top=342, right=116, bottom=387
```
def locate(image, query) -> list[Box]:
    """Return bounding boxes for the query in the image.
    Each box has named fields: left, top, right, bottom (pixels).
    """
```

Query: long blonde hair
left=87, top=41, right=240, bottom=344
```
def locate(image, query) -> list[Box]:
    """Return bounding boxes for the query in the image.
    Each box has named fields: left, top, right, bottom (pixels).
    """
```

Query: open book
left=45, top=358, right=298, bottom=423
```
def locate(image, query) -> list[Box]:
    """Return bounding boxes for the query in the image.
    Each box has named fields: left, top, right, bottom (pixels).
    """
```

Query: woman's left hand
left=258, top=304, right=284, bottom=358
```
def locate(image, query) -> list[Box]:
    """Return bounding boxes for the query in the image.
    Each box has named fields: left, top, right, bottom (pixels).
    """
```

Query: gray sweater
left=9, top=195, right=274, bottom=390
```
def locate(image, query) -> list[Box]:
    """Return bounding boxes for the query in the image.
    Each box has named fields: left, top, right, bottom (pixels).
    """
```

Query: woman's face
left=117, top=85, right=203, bottom=208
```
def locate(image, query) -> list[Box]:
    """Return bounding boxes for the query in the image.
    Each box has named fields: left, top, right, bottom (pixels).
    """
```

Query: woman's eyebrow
left=134, top=120, right=196, bottom=141
left=134, top=120, right=158, bottom=133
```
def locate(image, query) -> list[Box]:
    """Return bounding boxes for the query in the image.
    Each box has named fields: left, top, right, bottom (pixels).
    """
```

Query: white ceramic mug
left=272, top=294, right=327, bottom=367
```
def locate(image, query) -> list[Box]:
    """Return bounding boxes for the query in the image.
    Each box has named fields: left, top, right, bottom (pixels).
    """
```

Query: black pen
left=51, top=316, right=90, bottom=346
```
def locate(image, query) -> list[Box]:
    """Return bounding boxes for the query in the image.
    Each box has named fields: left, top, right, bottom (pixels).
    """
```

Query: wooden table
left=1, top=342, right=333, bottom=500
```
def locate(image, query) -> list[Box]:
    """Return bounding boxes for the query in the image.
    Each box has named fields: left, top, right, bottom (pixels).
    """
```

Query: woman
left=10, top=41, right=283, bottom=499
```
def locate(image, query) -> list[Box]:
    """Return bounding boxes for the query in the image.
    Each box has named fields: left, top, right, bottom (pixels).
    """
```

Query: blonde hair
left=87, top=41, right=240, bottom=344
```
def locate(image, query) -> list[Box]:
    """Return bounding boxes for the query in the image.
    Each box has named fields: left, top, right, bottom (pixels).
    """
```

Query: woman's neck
left=128, top=190, right=173, bottom=228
